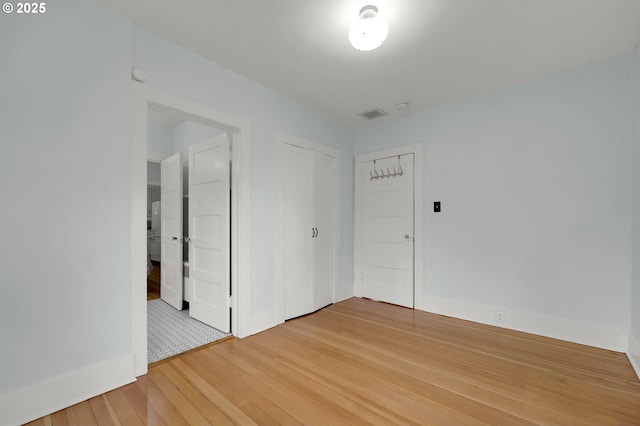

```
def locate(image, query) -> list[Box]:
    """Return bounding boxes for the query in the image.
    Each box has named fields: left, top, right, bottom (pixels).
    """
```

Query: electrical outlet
left=496, top=311, right=505, bottom=324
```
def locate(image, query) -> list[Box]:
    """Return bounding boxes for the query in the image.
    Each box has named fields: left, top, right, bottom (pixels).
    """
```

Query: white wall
left=630, top=39, right=640, bottom=373
left=132, top=28, right=354, bottom=319
left=0, top=0, right=135, bottom=422
left=355, top=54, right=633, bottom=351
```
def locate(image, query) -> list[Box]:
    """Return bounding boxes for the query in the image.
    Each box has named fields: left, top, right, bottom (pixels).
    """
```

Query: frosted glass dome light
left=348, top=5, right=389, bottom=52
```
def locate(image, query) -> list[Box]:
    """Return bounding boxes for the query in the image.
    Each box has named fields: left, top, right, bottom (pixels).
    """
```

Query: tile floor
left=147, top=299, right=231, bottom=364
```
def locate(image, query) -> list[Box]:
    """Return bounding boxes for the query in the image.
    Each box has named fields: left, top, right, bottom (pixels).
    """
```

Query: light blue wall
left=0, top=0, right=132, bottom=394
left=632, top=40, right=640, bottom=343
left=355, top=55, right=633, bottom=330
left=132, top=27, right=354, bottom=314
left=2, top=0, right=637, bottom=408
left=148, top=121, right=174, bottom=154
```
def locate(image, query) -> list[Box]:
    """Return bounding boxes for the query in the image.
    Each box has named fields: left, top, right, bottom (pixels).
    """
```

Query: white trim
left=131, top=83, right=252, bottom=377
left=424, top=295, right=628, bottom=352
left=353, top=143, right=424, bottom=310
left=251, top=307, right=279, bottom=335
left=628, top=332, right=640, bottom=380
left=0, top=355, right=135, bottom=426
left=147, top=151, right=170, bottom=163
left=334, top=285, right=354, bottom=303
left=275, top=132, right=341, bottom=325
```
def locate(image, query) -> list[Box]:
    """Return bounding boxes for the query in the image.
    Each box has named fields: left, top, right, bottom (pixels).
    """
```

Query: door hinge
left=228, top=295, right=232, bottom=308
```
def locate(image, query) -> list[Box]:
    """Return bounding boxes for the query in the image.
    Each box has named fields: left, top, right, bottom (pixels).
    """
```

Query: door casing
left=354, top=143, right=424, bottom=310
left=131, top=83, right=252, bottom=377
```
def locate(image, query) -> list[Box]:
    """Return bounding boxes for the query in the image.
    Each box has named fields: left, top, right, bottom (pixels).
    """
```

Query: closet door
left=282, top=144, right=336, bottom=320
left=283, top=145, right=315, bottom=319
left=312, top=152, right=334, bottom=310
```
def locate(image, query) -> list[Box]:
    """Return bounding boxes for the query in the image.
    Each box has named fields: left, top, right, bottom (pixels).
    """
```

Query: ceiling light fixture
left=348, top=5, right=389, bottom=52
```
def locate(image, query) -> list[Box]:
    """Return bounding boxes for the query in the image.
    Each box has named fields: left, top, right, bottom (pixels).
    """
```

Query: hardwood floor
left=147, top=261, right=160, bottom=301
left=26, top=298, right=640, bottom=425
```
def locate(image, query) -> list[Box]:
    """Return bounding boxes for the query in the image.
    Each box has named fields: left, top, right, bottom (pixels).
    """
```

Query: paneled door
left=160, top=152, right=184, bottom=310
left=188, top=134, right=231, bottom=332
left=360, top=154, right=415, bottom=308
left=283, top=144, right=315, bottom=319
left=282, top=143, right=336, bottom=320
left=313, top=152, right=334, bottom=310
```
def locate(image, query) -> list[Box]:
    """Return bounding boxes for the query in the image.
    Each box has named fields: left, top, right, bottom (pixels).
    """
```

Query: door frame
left=131, top=83, right=252, bottom=376
left=275, top=132, right=341, bottom=324
left=354, top=143, right=424, bottom=310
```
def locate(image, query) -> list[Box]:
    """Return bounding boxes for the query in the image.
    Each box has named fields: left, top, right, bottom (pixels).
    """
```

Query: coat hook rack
left=369, top=157, right=404, bottom=180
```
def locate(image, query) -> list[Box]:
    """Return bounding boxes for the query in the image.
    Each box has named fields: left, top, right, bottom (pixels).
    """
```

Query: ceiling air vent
left=359, top=108, right=388, bottom=120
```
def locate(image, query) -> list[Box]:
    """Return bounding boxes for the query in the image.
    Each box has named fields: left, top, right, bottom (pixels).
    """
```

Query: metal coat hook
left=369, top=158, right=404, bottom=180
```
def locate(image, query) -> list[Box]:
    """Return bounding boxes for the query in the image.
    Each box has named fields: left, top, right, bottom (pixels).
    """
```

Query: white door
left=313, top=152, right=334, bottom=309
left=282, top=144, right=335, bottom=319
left=283, top=144, right=315, bottom=319
left=160, top=152, right=184, bottom=310
left=188, top=134, right=231, bottom=332
left=361, top=154, right=415, bottom=308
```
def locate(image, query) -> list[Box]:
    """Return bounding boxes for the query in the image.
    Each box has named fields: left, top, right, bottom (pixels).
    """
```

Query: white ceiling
left=147, top=108, right=185, bottom=128
left=100, top=0, right=640, bottom=128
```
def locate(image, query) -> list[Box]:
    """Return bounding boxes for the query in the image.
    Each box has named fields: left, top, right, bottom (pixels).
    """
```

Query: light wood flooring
left=147, top=261, right=160, bottom=301
left=27, top=298, right=640, bottom=425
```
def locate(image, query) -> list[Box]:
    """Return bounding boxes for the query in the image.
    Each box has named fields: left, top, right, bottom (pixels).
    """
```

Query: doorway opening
left=145, top=109, right=232, bottom=363
left=131, top=84, right=252, bottom=376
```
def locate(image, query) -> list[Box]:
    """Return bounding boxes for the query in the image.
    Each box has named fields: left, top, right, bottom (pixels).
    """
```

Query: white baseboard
left=252, top=286, right=355, bottom=337
left=628, top=332, right=640, bottom=380
left=0, top=354, right=136, bottom=426
left=335, top=286, right=354, bottom=303
left=250, top=307, right=279, bottom=336
left=423, top=296, right=627, bottom=352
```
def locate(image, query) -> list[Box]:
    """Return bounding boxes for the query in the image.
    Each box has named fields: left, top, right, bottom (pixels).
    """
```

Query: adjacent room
left=145, top=109, right=232, bottom=364
left=2, top=0, right=640, bottom=424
